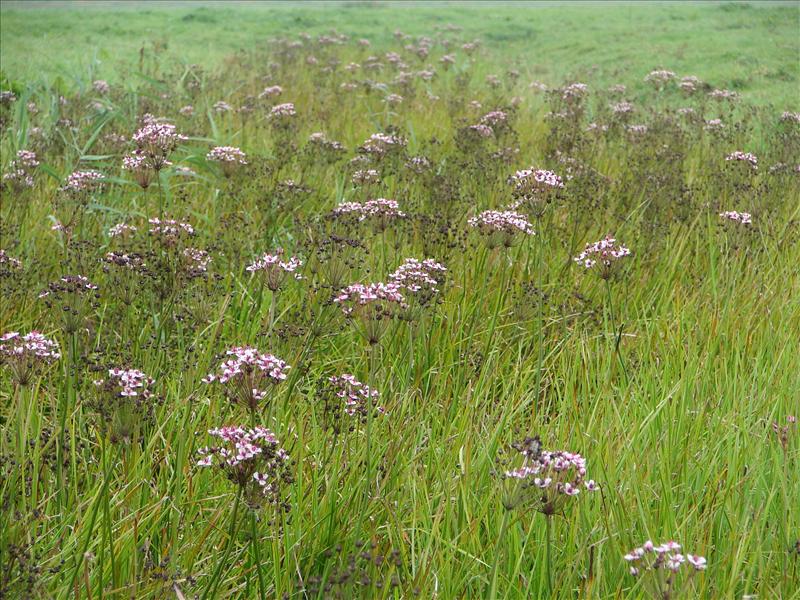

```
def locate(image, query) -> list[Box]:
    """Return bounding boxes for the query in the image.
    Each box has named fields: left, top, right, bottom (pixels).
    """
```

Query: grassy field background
left=1, top=2, right=800, bottom=599
left=1, top=1, right=799, bottom=108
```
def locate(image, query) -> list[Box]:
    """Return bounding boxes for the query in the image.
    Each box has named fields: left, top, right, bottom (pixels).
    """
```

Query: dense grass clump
left=1, top=13, right=799, bottom=600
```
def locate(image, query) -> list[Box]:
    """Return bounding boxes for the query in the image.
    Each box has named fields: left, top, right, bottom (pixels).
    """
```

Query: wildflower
left=334, top=282, right=407, bottom=345
left=608, top=84, right=627, bottom=94
left=131, top=120, right=186, bottom=171
left=772, top=416, right=797, bottom=454
left=102, top=252, right=148, bottom=305
left=148, top=217, right=195, bottom=244
left=2, top=169, right=34, bottom=190
left=626, top=124, right=648, bottom=135
left=704, top=118, right=724, bottom=131
left=644, top=69, right=676, bottom=85
left=196, top=426, right=293, bottom=510
left=509, top=168, right=564, bottom=215
left=207, top=146, right=247, bottom=177
left=574, top=236, right=631, bottom=277
left=680, top=75, right=701, bottom=94
left=182, top=247, right=212, bottom=275
left=90, top=368, right=156, bottom=443
left=562, top=82, right=589, bottom=101
left=270, top=102, right=296, bottom=118
left=320, top=374, right=383, bottom=435
left=246, top=251, right=303, bottom=291
left=0, top=331, right=61, bottom=385
left=611, top=101, right=634, bottom=115
left=213, top=100, right=233, bottom=113
left=780, top=111, right=800, bottom=124
left=725, top=151, right=758, bottom=170
left=257, top=85, right=283, bottom=101
left=179, top=105, right=194, bottom=116
left=625, top=540, right=706, bottom=599
left=0, top=90, right=17, bottom=105
left=108, top=222, right=138, bottom=239
left=203, top=347, right=290, bottom=412
left=469, top=124, right=494, bottom=138
left=384, top=93, right=403, bottom=105
left=122, top=152, right=154, bottom=189
left=360, top=132, right=406, bottom=159
left=502, top=436, right=599, bottom=514
left=39, top=276, right=100, bottom=333
left=389, top=258, right=446, bottom=314
left=351, top=168, right=381, bottom=187
left=719, top=211, right=752, bottom=225
left=0, top=249, right=23, bottom=273
left=468, top=210, right=535, bottom=248
left=333, top=199, right=406, bottom=231
left=480, top=110, right=508, bottom=128
left=709, top=89, right=738, bottom=101
left=61, top=170, right=104, bottom=196
left=406, top=156, right=431, bottom=174
left=92, top=80, right=110, bottom=94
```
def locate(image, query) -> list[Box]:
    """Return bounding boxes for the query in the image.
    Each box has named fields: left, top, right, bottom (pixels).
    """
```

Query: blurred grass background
left=2, top=1, right=798, bottom=108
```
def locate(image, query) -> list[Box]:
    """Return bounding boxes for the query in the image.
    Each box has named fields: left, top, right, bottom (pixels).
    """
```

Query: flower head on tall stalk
left=500, top=436, right=599, bottom=515
left=389, top=257, right=446, bottom=320
left=0, top=331, right=61, bottom=386
left=574, top=236, right=631, bottom=279
left=0, top=249, right=23, bottom=274
left=203, top=346, right=290, bottom=414
left=196, top=426, right=293, bottom=511
left=102, top=252, right=148, bottom=306
left=468, top=210, right=535, bottom=249
left=122, top=151, right=154, bottom=189
left=624, top=540, right=706, bottom=599
left=319, top=374, right=383, bottom=437
left=131, top=119, right=186, bottom=172
left=90, top=368, right=157, bottom=444
left=718, top=211, right=752, bottom=225
left=772, top=415, right=796, bottom=455
left=108, top=222, right=138, bottom=240
left=148, top=217, right=195, bottom=247
left=725, top=151, right=758, bottom=171
left=333, top=198, right=406, bottom=231
left=359, top=132, right=407, bottom=161
left=60, top=170, right=104, bottom=199
left=38, top=275, right=100, bottom=334
left=334, top=282, right=407, bottom=345
left=2, top=150, right=39, bottom=191
left=207, top=146, right=247, bottom=177
left=508, top=168, right=564, bottom=216
left=246, top=251, right=303, bottom=292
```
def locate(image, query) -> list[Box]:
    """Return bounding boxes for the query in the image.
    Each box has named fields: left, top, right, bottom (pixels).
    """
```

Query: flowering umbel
left=0, top=331, right=61, bottom=386
left=131, top=119, right=187, bottom=171
left=246, top=251, right=303, bottom=292
left=203, top=347, right=290, bottom=412
left=207, top=146, right=247, bottom=177
left=574, top=236, right=631, bottom=278
left=501, top=436, right=599, bottom=515
left=38, top=275, right=100, bottom=334
left=196, top=426, right=293, bottom=511
left=509, top=168, right=564, bottom=215
left=319, top=374, right=383, bottom=435
left=91, top=368, right=156, bottom=443
left=335, top=282, right=407, bottom=345
left=624, top=540, right=706, bottom=599
left=468, top=210, right=535, bottom=248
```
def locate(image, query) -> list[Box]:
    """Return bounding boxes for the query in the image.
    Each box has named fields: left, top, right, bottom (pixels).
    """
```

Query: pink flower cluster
left=510, top=168, right=564, bottom=205
left=479, top=110, right=507, bottom=127
left=389, top=258, right=446, bottom=295
left=108, top=222, right=138, bottom=238
left=132, top=120, right=187, bottom=170
left=719, top=211, right=752, bottom=225
left=93, top=367, right=154, bottom=398
left=246, top=252, right=303, bottom=291
left=1, top=331, right=61, bottom=362
left=259, top=85, right=283, bottom=99
left=335, top=282, right=407, bottom=315
left=328, top=374, right=380, bottom=417
left=0, top=249, right=23, bottom=271
left=334, top=198, right=406, bottom=222
left=574, top=236, right=631, bottom=272
left=207, top=146, right=247, bottom=164
left=61, top=170, right=104, bottom=195
left=183, top=248, right=212, bottom=274
left=196, top=426, right=292, bottom=506
left=270, top=103, right=296, bottom=118
left=725, top=151, right=758, bottom=170
left=38, top=274, right=98, bottom=298
left=644, top=70, right=676, bottom=84
left=360, top=132, right=407, bottom=156
left=203, top=346, right=290, bottom=410
left=503, top=438, right=598, bottom=514
left=122, top=153, right=154, bottom=188
left=2, top=150, right=39, bottom=189
left=468, top=210, right=535, bottom=235
left=624, top=540, right=707, bottom=576
left=148, top=217, right=195, bottom=240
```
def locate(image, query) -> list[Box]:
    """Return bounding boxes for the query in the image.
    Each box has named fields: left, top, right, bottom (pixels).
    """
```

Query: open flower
left=625, top=540, right=706, bottom=598
left=574, top=236, right=631, bottom=278
left=246, top=251, right=303, bottom=292
left=203, top=346, right=290, bottom=413
left=207, top=146, right=247, bottom=177
left=468, top=210, right=535, bottom=248
left=335, top=282, right=407, bottom=345
left=91, top=368, right=156, bottom=443
left=196, top=426, right=293, bottom=511
left=0, top=331, right=61, bottom=386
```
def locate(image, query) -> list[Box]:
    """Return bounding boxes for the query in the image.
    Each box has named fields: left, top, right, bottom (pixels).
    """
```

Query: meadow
left=1, top=1, right=799, bottom=599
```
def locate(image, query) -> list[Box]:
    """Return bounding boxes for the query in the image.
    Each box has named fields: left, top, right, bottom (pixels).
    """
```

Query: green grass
left=1, top=2, right=799, bottom=108
left=1, top=2, right=800, bottom=599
